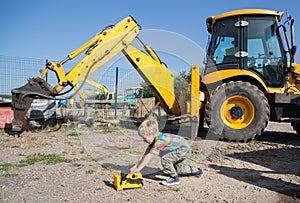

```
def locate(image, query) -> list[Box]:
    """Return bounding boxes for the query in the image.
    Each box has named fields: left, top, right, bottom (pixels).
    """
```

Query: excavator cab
left=203, top=9, right=300, bottom=141
left=205, top=9, right=287, bottom=87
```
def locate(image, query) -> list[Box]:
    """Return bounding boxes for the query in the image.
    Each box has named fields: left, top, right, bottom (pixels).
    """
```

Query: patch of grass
left=97, top=125, right=118, bottom=132
left=68, top=131, right=79, bottom=137
left=173, top=187, right=180, bottom=192
left=85, top=169, right=95, bottom=174
left=19, top=153, right=72, bottom=166
left=16, top=163, right=28, bottom=168
left=2, top=137, right=49, bottom=149
left=0, top=163, right=13, bottom=171
left=3, top=173, right=18, bottom=177
left=0, top=163, right=18, bottom=178
left=1, top=154, right=72, bottom=177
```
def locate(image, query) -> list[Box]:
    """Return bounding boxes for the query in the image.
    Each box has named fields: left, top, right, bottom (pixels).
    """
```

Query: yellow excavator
left=203, top=9, right=300, bottom=141
left=11, top=16, right=189, bottom=133
left=77, top=78, right=114, bottom=102
left=77, top=79, right=143, bottom=108
left=77, top=78, right=117, bottom=108
left=11, top=9, right=300, bottom=141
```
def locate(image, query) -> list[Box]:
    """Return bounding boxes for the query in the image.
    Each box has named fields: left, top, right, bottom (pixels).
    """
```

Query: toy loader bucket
left=11, top=77, right=56, bottom=132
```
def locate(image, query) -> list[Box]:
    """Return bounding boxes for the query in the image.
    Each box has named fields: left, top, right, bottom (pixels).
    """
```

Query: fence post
left=114, top=67, right=119, bottom=120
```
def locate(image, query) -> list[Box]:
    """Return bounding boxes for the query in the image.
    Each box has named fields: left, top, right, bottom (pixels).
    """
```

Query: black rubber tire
left=291, top=121, right=300, bottom=135
left=206, top=81, right=270, bottom=142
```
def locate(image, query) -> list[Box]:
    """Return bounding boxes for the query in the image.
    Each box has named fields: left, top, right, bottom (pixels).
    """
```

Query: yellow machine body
left=10, top=9, right=300, bottom=139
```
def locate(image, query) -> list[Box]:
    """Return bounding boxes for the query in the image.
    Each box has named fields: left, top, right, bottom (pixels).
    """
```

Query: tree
left=174, top=71, right=191, bottom=90
left=140, top=70, right=191, bottom=99
left=140, top=81, right=155, bottom=98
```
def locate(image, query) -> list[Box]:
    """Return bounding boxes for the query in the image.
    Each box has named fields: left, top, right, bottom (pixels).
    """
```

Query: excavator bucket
left=11, top=77, right=56, bottom=132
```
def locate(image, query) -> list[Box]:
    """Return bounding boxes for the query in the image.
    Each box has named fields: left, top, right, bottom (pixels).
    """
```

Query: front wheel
left=206, top=81, right=270, bottom=142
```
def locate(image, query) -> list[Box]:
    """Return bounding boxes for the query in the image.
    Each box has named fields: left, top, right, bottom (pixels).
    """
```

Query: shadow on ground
left=210, top=143, right=300, bottom=198
left=210, top=164, right=300, bottom=198
left=257, top=130, right=300, bottom=146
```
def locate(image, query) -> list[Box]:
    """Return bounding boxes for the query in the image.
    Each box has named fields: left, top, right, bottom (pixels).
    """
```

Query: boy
left=130, top=119, right=203, bottom=185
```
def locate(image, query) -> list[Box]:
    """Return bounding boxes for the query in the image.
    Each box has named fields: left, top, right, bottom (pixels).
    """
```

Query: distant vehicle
left=124, top=87, right=143, bottom=107
left=58, top=99, right=68, bottom=107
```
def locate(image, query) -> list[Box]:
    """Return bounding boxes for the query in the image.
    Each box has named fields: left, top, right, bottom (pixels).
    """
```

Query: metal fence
left=0, top=55, right=143, bottom=99
left=0, top=55, right=46, bottom=95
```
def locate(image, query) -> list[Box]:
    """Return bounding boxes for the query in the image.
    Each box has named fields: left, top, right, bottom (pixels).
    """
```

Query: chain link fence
left=0, top=55, right=142, bottom=99
left=0, top=55, right=46, bottom=95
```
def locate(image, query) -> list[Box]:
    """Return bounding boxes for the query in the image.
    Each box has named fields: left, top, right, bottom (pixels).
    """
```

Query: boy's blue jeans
left=161, top=149, right=194, bottom=175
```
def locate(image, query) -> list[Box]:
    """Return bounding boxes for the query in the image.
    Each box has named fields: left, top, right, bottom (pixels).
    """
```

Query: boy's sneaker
left=161, top=176, right=180, bottom=185
left=191, top=168, right=203, bottom=177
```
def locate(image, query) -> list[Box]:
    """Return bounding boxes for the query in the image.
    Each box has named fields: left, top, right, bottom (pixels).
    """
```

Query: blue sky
left=1, top=0, right=300, bottom=59
left=1, top=0, right=300, bottom=95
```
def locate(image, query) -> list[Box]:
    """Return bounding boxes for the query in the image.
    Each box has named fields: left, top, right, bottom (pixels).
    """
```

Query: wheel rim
left=220, top=95, right=255, bottom=129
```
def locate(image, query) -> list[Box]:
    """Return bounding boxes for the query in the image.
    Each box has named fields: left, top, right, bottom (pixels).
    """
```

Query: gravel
left=0, top=121, right=299, bottom=203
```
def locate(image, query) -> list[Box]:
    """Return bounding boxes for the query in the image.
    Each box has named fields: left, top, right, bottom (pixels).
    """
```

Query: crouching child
left=130, top=119, right=202, bottom=185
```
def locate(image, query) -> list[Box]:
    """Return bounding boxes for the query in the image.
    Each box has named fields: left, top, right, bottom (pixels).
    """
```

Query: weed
left=85, top=169, right=95, bottom=174
left=1, top=137, right=49, bottom=149
left=68, top=131, right=79, bottom=137
left=0, top=163, right=13, bottom=171
left=16, top=163, right=27, bottom=168
left=97, top=125, right=118, bottom=132
left=173, top=187, right=180, bottom=192
left=19, top=153, right=72, bottom=165
left=3, top=173, right=18, bottom=177
left=0, top=163, right=19, bottom=178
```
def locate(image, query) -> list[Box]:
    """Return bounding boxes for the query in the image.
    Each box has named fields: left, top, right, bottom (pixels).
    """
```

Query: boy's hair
left=138, top=119, right=159, bottom=138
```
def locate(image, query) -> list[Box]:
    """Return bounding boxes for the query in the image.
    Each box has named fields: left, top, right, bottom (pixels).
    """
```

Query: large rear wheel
left=206, top=81, right=270, bottom=141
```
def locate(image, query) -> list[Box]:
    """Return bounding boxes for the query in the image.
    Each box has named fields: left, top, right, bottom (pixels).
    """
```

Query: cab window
left=246, top=17, right=284, bottom=87
left=207, top=18, right=239, bottom=67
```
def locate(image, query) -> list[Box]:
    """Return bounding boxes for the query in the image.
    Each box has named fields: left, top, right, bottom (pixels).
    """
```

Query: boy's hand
left=130, top=153, right=154, bottom=174
left=130, top=166, right=139, bottom=174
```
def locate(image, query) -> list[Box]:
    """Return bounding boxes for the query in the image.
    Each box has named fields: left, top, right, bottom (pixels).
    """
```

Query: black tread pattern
left=206, top=81, right=270, bottom=142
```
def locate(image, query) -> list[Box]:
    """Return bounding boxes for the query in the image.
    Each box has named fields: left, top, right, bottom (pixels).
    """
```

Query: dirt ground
left=0, top=121, right=299, bottom=203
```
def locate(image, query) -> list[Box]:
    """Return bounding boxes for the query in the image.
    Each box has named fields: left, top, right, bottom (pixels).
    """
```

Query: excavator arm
left=12, top=16, right=139, bottom=132
left=77, top=78, right=112, bottom=101
left=43, top=17, right=139, bottom=93
left=122, top=44, right=180, bottom=115
left=11, top=16, right=200, bottom=133
left=84, top=78, right=112, bottom=100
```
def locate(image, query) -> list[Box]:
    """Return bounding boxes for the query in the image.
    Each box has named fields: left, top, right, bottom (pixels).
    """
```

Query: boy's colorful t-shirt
left=149, top=133, right=190, bottom=155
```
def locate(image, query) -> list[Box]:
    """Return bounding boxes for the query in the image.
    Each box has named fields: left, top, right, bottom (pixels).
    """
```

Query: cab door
left=244, top=16, right=286, bottom=87
left=205, top=17, right=242, bottom=73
